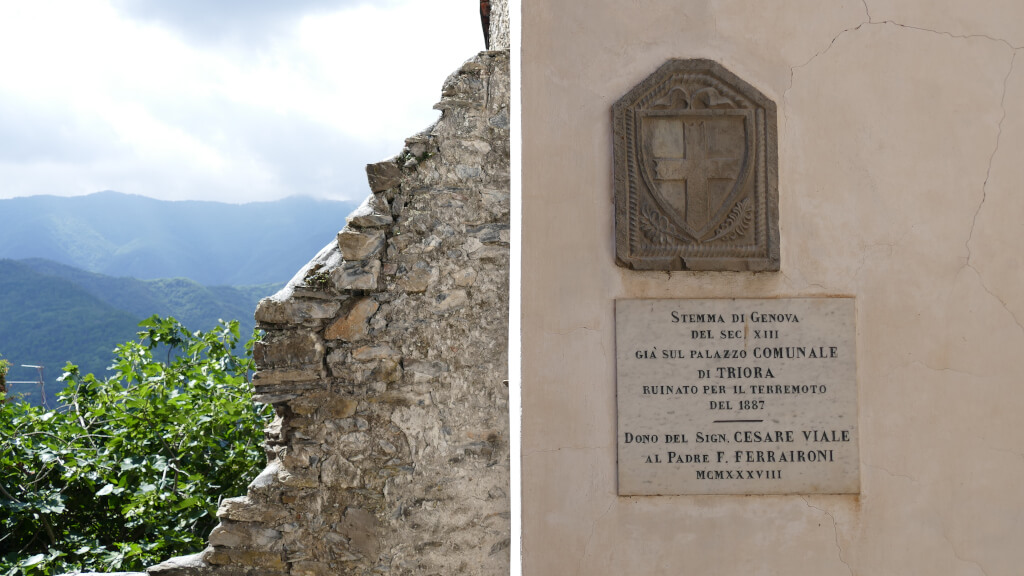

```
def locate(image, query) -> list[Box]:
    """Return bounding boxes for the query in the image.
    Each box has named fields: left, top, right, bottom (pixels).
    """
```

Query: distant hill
left=0, top=192, right=358, bottom=285
left=0, top=259, right=281, bottom=405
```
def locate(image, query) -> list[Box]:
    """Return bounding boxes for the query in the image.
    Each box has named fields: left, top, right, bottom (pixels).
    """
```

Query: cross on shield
left=638, top=109, right=754, bottom=241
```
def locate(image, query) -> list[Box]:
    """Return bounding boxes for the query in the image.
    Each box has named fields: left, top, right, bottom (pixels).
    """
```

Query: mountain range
left=0, top=192, right=361, bottom=404
left=0, top=191, right=358, bottom=285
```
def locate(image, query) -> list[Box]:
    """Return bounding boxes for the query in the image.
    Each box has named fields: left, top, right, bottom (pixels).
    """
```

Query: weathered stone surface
left=254, top=297, right=341, bottom=325
left=209, top=525, right=251, bottom=549
left=370, top=358, right=402, bottom=384
left=336, top=228, right=385, bottom=261
left=324, top=297, right=379, bottom=341
left=330, top=260, right=380, bottom=291
left=288, top=562, right=331, bottom=576
left=365, top=160, right=401, bottom=192
left=252, top=332, right=324, bottom=370
left=396, top=260, right=436, bottom=293
left=320, top=454, right=360, bottom=488
left=251, top=367, right=319, bottom=387
left=351, top=345, right=398, bottom=362
left=146, top=552, right=211, bottom=576
left=153, top=49, right=509, bottom=576
left=452, top=267, right=478, bottom=287
left=613, top=59, right=779, bottom=271
left=346, top=194, right=393, bottom=228
left=69, top=572, right=153, bottom=576
left=206, top=549, right=285, bottom=570
left=322, top=397, right=358, bottom=419
left=434, top=289, right=469, bottom=313
left=336, top=508, right=380, bottom=559
left=217, top=497, right=287, bottom=524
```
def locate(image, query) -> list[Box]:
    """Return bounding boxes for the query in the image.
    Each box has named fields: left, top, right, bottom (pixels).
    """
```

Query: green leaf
left=20, top=554, right=46, bottom=567
left=96, top=483, right=115, bottom=496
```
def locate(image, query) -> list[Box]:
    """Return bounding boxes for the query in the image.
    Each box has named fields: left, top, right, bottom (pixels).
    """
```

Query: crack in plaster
left=801, top=497, right=854, bottom=576
left=874, top=21, right=1022, bottom=51
left=865, top=462, right=918, bottom=484
left=941, top=528, right=990, bottom=576
left=784, top=20, right=867, bottom=118
left=962, top=50, right=1024, bottom=337
left=784, top=13, right=1024, bottom=339
left=957, top=264, right=1024, bottom=338
left=784, top=12, right=1022, bottom=139
left=908, top=359, right=977, bottom=379
left=966, top=50, right=1015, bottom=257
left=545, top=326, right=600, bottom=337
left=576, top=497, right=615, bottom=576
left=845, top=240, right=897, bottom=289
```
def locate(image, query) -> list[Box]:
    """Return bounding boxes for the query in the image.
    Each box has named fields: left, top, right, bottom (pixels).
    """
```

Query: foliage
left=0, top=356, right=9, bottom=396
left=0, top=259, right=280, bottom=404
left=0, top=316, right=271, bottom=576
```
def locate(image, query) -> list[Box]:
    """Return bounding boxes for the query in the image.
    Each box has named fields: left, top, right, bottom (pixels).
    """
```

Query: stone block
left=251, top=367, right=320, bottom=387
left=336, top=228, right=385, bottom=261
left=433, top=290, right=468, bottom=313
left=289, top=561, right=333, bottom=576
left=470, top=245, right=506, bottom=261
left=206, top=549, right=286, bottom=570
left=325, top=297, right=380, bottom=341
left=331, top=260, right=380, bottom=291
left=253, top=332, right=324, bottom=370
left=452, top=267, right=477, bottom=287
left=365, top=160, right=401, bottom=192
left=346, top=194, right=393, bottom=228
left=217, top=497, right=287, bottom=524
left=351, top=345, right=399, bottom=362
left=320, top=455, right=360, bottom=488
left=468, top=223, right=510, bottom=244
left=255, top=298, right=341, bottom=325
left=396, top=260, right=436, bottom=293
left=209, top=524, right=251, bottom=548
left=370, top=358, right=402, bottom=384
left=336, top=508, right=380, bottom=559
left=147, top=552, right=210, bottom=576
left=322, top=397, right=358, bottom=419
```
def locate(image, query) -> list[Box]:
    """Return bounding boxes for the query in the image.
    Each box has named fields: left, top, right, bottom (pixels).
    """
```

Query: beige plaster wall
left=521, top=1, right=1024, bottom=574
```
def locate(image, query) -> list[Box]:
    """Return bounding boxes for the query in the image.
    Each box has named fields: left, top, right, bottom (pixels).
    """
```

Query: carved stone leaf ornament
left=613, top=59, right=780, bottom=271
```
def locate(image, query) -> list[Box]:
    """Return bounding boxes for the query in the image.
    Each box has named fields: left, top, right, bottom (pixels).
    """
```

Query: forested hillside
left=0, top=259, right=280, bottom=404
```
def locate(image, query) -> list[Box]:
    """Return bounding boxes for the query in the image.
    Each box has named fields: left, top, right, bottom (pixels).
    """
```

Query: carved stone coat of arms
left=613, top=59, right=779, bottom=271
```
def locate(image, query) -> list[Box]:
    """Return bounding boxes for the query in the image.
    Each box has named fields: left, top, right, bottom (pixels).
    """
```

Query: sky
left=0, top=0, right=483, bottom=203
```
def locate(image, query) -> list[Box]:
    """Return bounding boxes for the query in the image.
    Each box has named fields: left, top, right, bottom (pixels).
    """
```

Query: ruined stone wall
left=489, top=0, right=510, bottom=51
left=150, top=50, right=510, bottom=576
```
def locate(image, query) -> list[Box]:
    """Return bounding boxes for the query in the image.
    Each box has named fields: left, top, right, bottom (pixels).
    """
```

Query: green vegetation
left=0, top=357, right=9, bottom=396
left=0, top=259, right=280, bottom=404
left=0, top=317, right=270, bottom=576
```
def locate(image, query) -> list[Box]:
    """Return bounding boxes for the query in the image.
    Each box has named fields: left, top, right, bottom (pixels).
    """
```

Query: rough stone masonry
left=146, top=49, right=510, bottom=576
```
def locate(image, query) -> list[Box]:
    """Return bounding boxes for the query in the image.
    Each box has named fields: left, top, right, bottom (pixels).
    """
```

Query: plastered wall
left=521, top=1, right=1024, bottom=574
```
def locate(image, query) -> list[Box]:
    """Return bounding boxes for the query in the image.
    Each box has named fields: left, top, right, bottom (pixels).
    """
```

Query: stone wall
left=150, top=50, right=510, bottom=576
left=488, top=0, right=510, bottom=51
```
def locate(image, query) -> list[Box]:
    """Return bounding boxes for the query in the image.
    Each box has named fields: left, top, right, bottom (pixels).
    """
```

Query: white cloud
left=0, top=0, right=482, bottom=202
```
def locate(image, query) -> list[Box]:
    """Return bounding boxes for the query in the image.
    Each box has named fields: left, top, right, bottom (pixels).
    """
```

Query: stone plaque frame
left=615, top=298, right=859, bottom=495
left=613, top=59, right=779, bottom=271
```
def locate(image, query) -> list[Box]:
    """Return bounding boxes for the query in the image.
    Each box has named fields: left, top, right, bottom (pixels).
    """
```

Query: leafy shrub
left=0, top=316, right=270, bottom=576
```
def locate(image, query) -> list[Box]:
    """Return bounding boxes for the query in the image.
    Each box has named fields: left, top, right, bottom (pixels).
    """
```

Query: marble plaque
left=613, top=59, right=779, bottom=271
left=616, top=298, right=858, bottom=495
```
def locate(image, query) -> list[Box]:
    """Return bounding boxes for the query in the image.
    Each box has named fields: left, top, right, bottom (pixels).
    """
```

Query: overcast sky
left=0, top=0, right=482, bottom=203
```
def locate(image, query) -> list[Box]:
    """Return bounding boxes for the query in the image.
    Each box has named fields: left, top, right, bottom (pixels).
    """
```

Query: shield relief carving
left=614, top=60, right=779, bottom=271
